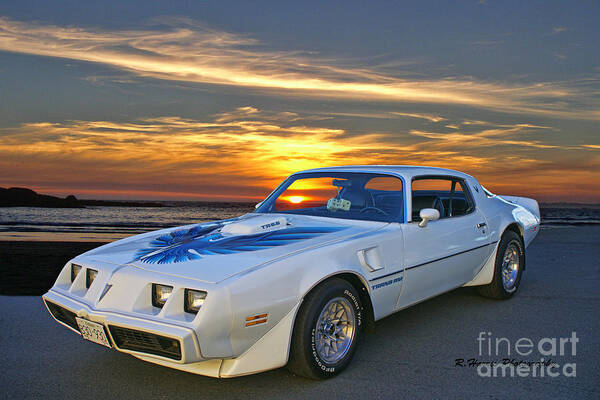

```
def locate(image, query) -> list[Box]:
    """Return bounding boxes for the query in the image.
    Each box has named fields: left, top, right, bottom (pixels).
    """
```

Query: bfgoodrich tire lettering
left=288, top=278, right=362, bottom=379
left=478, top=230, right=525, bottom=299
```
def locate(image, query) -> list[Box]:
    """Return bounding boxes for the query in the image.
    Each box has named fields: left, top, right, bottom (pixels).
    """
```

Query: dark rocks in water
left=0, top=187, right=81, bottom=208
left=0, top=187, right=165, bottom=208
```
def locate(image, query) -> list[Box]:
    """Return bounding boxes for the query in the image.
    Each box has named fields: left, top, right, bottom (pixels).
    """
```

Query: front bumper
left=43, top=288, right=300, bottom=378
left=43, top=290, right=203, bottom=364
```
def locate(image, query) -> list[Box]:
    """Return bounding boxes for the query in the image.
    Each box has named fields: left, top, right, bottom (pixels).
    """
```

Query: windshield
left=256, top=172, right=404, bottom=222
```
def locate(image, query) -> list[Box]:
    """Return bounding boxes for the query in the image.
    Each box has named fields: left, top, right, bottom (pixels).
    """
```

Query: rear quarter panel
left=463, top=177, right=539, bottom=286
left=466, top=177, right=538, bottom=246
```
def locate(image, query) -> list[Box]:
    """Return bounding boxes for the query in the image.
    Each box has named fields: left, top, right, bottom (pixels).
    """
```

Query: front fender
left=220, top=234, right=373, bottom=359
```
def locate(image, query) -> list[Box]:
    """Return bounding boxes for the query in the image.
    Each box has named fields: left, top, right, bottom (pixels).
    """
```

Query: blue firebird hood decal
left=131, top=223, right=346, bottom=264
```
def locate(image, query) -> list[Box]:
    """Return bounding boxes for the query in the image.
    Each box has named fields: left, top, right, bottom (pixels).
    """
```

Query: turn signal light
left=245, top=313, right=268, bottom=327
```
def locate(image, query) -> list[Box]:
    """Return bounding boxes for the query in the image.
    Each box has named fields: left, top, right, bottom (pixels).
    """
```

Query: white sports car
left=43, top=166, right=540, bottom=379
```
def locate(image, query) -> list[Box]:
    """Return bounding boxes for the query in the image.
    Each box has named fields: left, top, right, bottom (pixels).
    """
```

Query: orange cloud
left=0, top=110, right=387, bottom=200
left=0, top=108, right=598, bottom=202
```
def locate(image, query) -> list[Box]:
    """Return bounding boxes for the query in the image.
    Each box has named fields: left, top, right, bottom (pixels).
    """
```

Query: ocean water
left=0, top=203, right=598, bottom=241
left=539, top=206, right=600, bottom=226
left=0, top=204, right=254, bottom=241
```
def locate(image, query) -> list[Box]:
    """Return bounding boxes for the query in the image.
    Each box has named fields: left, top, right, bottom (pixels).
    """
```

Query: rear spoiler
left=498, top=195, right=541, bottom=222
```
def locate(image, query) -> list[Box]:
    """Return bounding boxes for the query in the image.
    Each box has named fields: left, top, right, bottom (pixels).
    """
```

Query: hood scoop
left=221, top=215, right=288, bottom=235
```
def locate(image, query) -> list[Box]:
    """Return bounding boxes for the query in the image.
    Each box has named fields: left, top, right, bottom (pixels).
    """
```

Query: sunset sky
left=1, top=1, right=598, bottom=202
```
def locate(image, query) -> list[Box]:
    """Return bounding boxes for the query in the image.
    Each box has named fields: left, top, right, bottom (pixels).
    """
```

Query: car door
left=354, top=175, right=406, bottom=319
left=397, top=176, right=491, bottom=309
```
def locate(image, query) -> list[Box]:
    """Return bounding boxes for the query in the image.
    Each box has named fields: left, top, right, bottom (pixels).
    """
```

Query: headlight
left=86, top=269, right=98, bottom=288
left=152, top=284, right=173, bottom=308
left=71, top=264, right=82, bottom=282
left=184, top=289, right=207, bottom=314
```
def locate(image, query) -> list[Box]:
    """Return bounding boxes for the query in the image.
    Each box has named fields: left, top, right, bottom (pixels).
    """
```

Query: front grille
left=45, top=301, right=79, bottom=332
left=108, top=325, right=182, bottom=360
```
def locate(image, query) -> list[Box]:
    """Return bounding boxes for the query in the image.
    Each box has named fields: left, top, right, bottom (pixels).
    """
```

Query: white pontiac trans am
left=43, top=166, right=540, bottom=379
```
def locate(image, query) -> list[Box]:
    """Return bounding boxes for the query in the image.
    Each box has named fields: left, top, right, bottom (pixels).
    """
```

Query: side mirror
left=418, top=208, right=440, bottom=227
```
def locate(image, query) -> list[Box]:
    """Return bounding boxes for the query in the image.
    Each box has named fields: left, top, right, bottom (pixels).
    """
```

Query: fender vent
left=45, top=301, right=79, bottom=332
left=108, top=325, right=181, bottom=360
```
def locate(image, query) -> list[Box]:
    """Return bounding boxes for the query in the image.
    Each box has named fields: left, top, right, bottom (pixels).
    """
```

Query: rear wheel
left=287, top=278, right=362, bottom=379
left=478, top=230, right=525, bottom=299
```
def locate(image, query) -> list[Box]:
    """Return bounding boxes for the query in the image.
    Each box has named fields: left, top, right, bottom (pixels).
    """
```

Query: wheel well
left=308, top=273, right=376, bottom=334
left=503, top=223, right=526, bottom=269
left=504, top=222, right=524, bottom=241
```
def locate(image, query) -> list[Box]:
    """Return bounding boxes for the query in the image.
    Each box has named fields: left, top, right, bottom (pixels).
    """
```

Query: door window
left=411, top=177, right=474, bottom=221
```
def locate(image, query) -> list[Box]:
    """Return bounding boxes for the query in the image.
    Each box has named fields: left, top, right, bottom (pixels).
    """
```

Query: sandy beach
left=0, top=241, right=106, bottom=295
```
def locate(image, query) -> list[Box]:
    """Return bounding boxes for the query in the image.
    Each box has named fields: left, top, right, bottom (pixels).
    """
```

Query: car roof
left=296, top=165, right=474, bottom=180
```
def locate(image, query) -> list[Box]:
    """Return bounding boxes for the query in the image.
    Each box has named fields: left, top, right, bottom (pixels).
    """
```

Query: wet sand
left=0, top=241, right=106, bottom=295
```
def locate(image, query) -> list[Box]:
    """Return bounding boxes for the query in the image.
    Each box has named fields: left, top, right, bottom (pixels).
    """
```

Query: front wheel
left=478, top=230, right=525, bottom=299
left=287, top=278, right=362, bottom=379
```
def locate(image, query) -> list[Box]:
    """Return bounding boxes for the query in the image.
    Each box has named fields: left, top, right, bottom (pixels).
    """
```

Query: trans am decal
left=132, top=224, right=346, bottom=264
left=371, top=276, right=403, bottom=290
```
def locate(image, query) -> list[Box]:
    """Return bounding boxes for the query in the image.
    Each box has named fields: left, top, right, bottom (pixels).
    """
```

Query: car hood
left=79, top=213, right=386, bottom=283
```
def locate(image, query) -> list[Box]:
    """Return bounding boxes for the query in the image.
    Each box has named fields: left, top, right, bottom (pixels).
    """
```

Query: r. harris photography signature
left=455, top=358, right=558, bottom=368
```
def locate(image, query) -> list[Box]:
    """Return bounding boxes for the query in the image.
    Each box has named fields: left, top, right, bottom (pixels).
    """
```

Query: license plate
left=76, top=317, right=112, bottom=348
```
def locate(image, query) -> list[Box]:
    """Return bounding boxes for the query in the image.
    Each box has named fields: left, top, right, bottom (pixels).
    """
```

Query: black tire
left=478, top=230, right=525, bottom=299
left=287, top=278, right=362, bottom=379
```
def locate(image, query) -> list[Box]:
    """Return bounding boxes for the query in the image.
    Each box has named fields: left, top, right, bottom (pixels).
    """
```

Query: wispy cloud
left=320, top=111, right=445, bottom=123
left=1, top=107, right=598, bottom=201
left=390, top=112, right=446, bottom=123
left=0, top=17, right=598, bottom=119
left=471, top=39, right=505, bottom=46
left=409, top=124, right=559, bottom=149
left=553, top=26, right=568, bottom=34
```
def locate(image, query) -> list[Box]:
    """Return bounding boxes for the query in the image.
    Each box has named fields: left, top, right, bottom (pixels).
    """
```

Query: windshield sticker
left=327, top=198, right=351, bottom=212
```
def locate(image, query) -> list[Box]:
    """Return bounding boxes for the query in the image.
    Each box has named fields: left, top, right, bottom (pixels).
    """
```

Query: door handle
left=477, top=222, right=487, bottom=228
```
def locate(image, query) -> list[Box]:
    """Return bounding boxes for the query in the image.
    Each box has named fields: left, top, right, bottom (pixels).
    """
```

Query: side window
left=448, top=182, right=472, bottom=217
left=411, top=177, right=474, bottom=221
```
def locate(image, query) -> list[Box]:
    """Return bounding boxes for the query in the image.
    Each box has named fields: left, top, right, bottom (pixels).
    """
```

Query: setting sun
left=288, top=196, right=305, bottom=204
